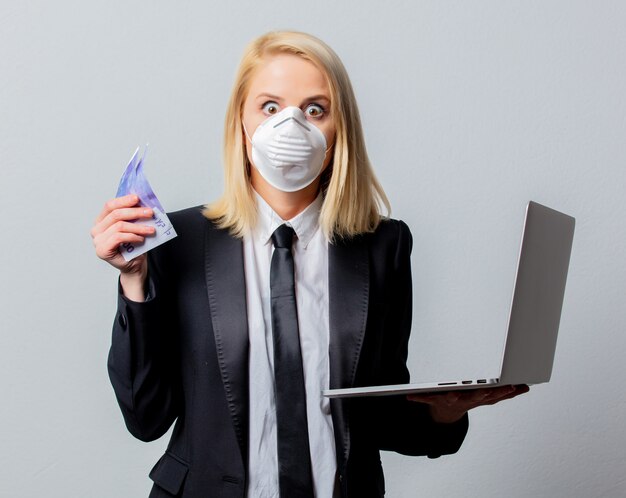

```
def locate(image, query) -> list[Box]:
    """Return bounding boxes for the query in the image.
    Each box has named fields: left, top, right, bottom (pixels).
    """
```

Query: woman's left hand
left=407, top=385, right=530, bottom=424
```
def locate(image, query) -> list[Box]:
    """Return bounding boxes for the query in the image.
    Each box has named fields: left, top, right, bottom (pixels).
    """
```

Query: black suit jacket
left=108, top=206, right=468, bottom=498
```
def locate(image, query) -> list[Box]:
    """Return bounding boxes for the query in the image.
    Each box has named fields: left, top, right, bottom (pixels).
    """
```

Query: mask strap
left=324, top=140, right=335, bottom=157
left=242, top=122, right=253, bottom=143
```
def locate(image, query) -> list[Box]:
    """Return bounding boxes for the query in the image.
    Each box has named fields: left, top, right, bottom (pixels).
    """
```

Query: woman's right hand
left=91, top=194, right=156, bottom=299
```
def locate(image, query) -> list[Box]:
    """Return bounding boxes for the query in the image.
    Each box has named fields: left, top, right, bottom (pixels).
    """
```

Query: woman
left=92, top=31, right=526, bottom=498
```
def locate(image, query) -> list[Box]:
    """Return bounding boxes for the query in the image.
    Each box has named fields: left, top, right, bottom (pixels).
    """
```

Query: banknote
left=116, top=145, right=177, bottom=261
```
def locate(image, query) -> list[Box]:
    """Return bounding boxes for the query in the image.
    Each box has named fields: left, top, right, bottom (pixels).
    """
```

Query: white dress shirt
left=244, top=192, right=337, bottom=498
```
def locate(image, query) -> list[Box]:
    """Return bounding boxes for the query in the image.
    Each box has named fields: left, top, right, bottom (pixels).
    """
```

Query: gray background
left=2, top=1, right=625, bottom=497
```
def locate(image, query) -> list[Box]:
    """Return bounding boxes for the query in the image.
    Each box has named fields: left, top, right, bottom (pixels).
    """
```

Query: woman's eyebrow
left=254, top=93, right=330, bottom=104
left=303, top=94, right=330, bottom=103
left=255, top=93, right=283, bottom=101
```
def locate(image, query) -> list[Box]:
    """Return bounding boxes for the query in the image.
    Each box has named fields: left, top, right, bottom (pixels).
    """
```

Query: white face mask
left=244, top=106, right=329, bottom=192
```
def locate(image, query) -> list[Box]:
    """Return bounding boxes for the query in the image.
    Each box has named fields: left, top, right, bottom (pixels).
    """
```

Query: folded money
left=116, top=145, right=177, bottom=261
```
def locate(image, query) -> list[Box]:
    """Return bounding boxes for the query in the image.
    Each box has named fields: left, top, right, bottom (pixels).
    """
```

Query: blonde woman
left=92, top=31, right=526, bottom=498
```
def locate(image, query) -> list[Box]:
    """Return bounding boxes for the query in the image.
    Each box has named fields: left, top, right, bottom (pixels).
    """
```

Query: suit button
left=118, top=313, right=128, bottom=329
left=339, top=474, right=343, bottom=482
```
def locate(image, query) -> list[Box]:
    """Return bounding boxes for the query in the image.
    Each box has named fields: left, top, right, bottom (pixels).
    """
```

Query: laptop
left=323, top=201, right=575, bottom=398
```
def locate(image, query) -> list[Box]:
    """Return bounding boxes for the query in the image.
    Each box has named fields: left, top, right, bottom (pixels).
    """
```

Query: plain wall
left=1, top=1, right=625, bottom=497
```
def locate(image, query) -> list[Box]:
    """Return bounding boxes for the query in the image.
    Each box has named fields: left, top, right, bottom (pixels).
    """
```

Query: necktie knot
left=272, top=224, right=295, bottom=249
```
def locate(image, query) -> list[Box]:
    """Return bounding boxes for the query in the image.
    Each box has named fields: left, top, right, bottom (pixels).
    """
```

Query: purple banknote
left=115, top=146, right=177, bottom=261
left=116, top=146, right=165, bottom=212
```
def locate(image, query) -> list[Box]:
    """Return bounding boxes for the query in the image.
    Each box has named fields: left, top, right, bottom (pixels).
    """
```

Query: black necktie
left=270, top=224, right=314, bottom=498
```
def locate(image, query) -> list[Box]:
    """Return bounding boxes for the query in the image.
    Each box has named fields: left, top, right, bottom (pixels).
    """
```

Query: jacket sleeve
left=371, top=220, right=469, bottom=458
left=107, top=247, right=181, bottom=442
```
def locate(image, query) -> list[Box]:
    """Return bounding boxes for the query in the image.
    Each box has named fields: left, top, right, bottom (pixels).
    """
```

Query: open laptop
left=323, top=201, right=575, bottom=398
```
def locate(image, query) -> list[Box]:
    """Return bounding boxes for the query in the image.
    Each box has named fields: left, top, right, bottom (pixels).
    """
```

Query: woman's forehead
left=247, top=53, right=330, bottom=100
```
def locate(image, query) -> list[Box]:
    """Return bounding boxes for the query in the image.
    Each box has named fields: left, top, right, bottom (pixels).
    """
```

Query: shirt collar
left=253, top=190, right=323, bottom=249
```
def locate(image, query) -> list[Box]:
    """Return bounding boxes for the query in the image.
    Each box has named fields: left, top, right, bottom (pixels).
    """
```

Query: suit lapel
left=202, top=222, right=370, bottom=471
left=204, top=224, right=249, bottom=462
left=328, top=235, right=370, bottom=467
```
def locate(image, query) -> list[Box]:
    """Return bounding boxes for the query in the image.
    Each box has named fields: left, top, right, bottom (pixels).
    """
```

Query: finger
left=444, top=391, right=461, bottom=405
left=91, top=206, right=154, bottom=238
left=471, top=386, right=515, bottom=401
left=95, top=231, right=146, bottom=261
left=407, top=393, right=440, bottom=404
left=420, top=386, right=511, bottom=410
left=94, top=195, right=139, bottom=224
left=407, top=390, right=461, bottom=405
left=101, top=207, right=154, bottom=231
left=484, top=385, right=528, bottom=399
left=93, top=220, right=155, bottom=247
left=407, top=384, right=519, bottom=406
left=470, top=385, right=529, bottom=407
left=94, top=195, right=141, bottom=224
left=93, top=220, right=154, bottom=257
left=490, top=385, right=530, bottom=403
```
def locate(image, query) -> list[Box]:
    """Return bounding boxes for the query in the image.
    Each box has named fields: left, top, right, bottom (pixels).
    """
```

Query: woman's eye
left=305, top=103, right=325, bottom=118
left=262, top=102, right=281, bottom=115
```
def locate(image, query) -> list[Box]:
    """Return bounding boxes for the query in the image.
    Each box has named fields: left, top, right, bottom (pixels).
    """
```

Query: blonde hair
left=203, top=31, right=390, bottom=240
